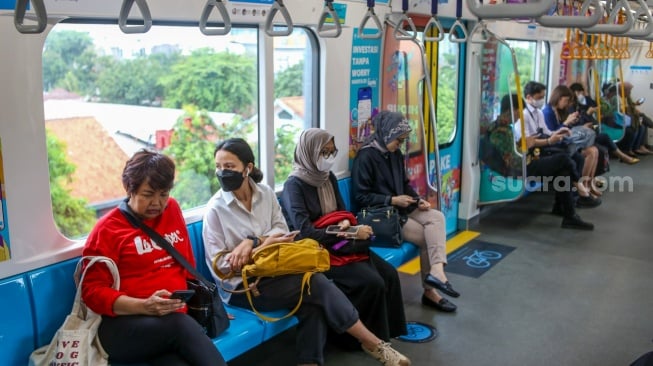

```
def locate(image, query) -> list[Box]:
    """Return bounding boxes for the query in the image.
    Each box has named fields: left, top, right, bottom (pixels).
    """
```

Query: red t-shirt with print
left=81, top=198, right=195, bottom=316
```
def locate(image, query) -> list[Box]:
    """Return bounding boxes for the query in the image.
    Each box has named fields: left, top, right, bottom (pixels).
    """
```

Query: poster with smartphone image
left=348, top=28, right=382, bottom=165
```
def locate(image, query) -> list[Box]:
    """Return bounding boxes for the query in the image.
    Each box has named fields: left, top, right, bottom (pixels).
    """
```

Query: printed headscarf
left=289, top=128, right=338, bottom=214
left=364, top=110, right=412, bottom=151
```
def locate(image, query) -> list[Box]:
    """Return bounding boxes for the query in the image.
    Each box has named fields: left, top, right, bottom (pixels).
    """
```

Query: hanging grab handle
left=119, top=0, right=152, bottom=34
left=359, top=0, right=383, bottom=39
left=465, top=0, right=556, bottom=19
left=265, top=0, right=294, bottom=37
left=538, top=0, right=603, bottom=28
left=449, top=0, right=468, bottom=43
left=200, top=0, right=232, bottom=36
left=394, top=0, right=417, bottom=40
left=623, top=0, right=653, bottom=38
left=424, top=0, right=444, bottom=42
left=317, top=0, right=342, bottom=38
left=580, top=0, right=634, bottom=34
left=14, top=0, right=47, bottom=34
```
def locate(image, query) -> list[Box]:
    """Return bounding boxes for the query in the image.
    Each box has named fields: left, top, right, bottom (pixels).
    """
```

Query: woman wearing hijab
left=281, top=128, right=408, bottom=351
left=351, top=111, right=458, bottom=313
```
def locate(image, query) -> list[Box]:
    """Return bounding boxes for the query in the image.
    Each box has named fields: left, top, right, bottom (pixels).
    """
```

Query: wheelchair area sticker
left=445, top=240, right=515, bottom=278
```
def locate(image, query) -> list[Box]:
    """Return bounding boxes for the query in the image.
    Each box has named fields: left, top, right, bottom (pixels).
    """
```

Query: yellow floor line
left=397, top=230, right=481, bottom=275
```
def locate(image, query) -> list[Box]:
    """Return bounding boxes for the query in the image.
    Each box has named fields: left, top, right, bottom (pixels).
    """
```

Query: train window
left=43, top=22, right=317, bottom=239
left=435, top=38, right=460, bottom=145
left=506, top=40, right=550, bottom=88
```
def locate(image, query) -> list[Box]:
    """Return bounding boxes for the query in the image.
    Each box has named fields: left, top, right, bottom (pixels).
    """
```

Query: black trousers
left=527, top=152, right=578, bottom=218
left=98, top=312, right=226, bottom=366
left=324, top=251, right=408, bottom=350
left=229, top=273, right=359, bottom=365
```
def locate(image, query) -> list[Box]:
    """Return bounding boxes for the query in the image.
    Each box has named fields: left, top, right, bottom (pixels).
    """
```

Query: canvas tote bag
left=29, top=256, right=120, bottom=366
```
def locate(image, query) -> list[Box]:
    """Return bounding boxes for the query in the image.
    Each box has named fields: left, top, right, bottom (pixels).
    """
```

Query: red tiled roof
left=278, top=96, right=305, bottom=119
left=45, top=117, right=128, bottom=205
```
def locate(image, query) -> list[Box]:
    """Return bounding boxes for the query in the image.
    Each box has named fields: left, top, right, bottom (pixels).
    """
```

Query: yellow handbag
left=213, top=238, right=330, bottom=321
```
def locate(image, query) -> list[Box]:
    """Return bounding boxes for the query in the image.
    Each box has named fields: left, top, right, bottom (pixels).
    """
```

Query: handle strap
left=118, top=200, right=215, bottom=291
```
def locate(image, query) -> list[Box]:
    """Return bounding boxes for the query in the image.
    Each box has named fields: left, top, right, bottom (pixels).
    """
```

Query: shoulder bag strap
left=118, top=200, right=215, bottom=291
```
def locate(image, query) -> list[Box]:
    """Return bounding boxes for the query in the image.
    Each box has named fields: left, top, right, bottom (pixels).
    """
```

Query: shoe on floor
left=422, top=294, right=457, bottom=312
left=362, top=341, right=411, bottom=366
left=424, top=274, right=460, bottom=297
left=576, top=195, right=601, bottom=208
left=561, top=214, right=594, bottom=230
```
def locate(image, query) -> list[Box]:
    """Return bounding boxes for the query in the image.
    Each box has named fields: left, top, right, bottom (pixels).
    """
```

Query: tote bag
left=29, top=256, right=120, bottom=366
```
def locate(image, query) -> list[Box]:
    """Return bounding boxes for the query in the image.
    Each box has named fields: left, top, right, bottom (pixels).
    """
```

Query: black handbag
left=119, top=202, right=229, bottom=338
left=356, top=206, right=403, bottom=248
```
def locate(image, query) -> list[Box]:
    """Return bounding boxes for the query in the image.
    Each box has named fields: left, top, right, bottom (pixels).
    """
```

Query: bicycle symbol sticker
left=445, top=240, right=515, bottom=278
left=463, top=250, right=502, bottom=268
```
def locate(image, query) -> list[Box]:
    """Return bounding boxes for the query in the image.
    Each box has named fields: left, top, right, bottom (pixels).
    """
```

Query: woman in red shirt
left=82, top=150, right=225, bottom=366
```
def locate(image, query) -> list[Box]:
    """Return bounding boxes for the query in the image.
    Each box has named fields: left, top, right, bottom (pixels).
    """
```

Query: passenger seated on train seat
left=506, top=92, right=596, bottom=230
left=81, top=150, right=227, bottom=366
left=203, top=138, right=411, bottom=366
left=601, top=82, right=651, bottom=157
left=568, top=82, right=639, bottom=165
left=620, top=81, right=653, bottom=156
left=480, top=103, right=524, bottom=177
left=514, top=81, right=601, bottom=210
left=350, top=111, right=460, bottom=312
left=281, top=129, right=411, bottom=348
left=542, top=85, right=601, bottom=197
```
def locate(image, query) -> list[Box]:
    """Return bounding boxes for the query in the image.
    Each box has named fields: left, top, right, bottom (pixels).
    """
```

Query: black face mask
left=216, top=169, right=246, bottom=192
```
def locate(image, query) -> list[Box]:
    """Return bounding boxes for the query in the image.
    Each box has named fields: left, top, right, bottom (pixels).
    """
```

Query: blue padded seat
left=27, top=258, right=80, bottom=347
left=215, top=304, right=266, bottom=360
left=0, top=275, right=35, bottom=366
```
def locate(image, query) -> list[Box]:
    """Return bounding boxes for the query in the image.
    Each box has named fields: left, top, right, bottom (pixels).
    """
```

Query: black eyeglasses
left=396, top=137, right=406, bottom=144
left=319, top=148, right=338, bottom=158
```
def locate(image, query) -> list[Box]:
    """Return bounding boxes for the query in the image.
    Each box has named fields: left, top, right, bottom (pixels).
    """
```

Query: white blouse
left=202, top=178, right=288, bottom=302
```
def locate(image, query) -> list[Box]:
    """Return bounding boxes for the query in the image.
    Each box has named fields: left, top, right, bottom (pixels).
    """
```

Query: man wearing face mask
left=281, top=128, right=409, bottom=352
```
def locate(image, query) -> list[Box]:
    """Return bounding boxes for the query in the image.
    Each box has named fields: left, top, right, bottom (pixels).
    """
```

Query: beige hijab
left=289, top=128, right=338, bottom=214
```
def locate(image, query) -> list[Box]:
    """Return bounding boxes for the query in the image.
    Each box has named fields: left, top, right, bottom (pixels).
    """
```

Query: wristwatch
left=246, top=235, right=260, bottom=248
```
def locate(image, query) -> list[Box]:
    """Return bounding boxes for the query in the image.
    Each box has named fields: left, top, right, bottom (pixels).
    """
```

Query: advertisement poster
left=0, top=139, right=10, bottom=262
left=348, top=28, right=382, bottom=162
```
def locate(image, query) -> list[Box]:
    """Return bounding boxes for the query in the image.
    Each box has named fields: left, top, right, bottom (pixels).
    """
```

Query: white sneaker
left=362, top=341, right=411, bottom=366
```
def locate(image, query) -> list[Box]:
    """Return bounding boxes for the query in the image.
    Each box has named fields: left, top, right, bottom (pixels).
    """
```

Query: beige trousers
left=401, top=209, right=447, bottom=288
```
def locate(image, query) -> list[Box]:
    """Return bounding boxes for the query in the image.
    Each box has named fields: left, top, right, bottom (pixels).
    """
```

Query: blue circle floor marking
left=396, top=321, right=438, bottom=343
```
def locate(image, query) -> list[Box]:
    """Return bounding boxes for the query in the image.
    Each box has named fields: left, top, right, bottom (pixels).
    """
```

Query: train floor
left=229, top=156, right=653, bottom=366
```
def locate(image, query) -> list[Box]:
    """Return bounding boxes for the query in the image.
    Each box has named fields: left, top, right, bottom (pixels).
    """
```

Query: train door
left=381, top=18, right=466, bottom=236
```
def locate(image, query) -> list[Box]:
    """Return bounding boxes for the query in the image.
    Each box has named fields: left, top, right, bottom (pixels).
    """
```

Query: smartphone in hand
left=170, top=289, right=195, bottom=302
left=282, top=230, right=300, bottom=238
left=325, top=225, right=360, bottom=235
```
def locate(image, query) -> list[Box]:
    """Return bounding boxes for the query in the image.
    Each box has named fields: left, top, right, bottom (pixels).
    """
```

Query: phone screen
left=326, top=225, right=359, bottom=234
left=357, top=86, right=372, bottom=140
left=170, top=290, right=195, bottom=302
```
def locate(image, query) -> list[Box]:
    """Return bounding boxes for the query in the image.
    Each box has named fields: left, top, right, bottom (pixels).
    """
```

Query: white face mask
left=577, top=94, right=587, bottom=105
left=531, top=98, right=545, bottom=109
left=316, top=155, right=336, bottom=172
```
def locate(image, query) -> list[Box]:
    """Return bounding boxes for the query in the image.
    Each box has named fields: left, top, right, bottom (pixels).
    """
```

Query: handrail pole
left=265, top=0, right=294, bottom=37
left=538, top=0, right=602, bottom=28
left=200, top=0, right=232, bottom=36
left=465, top=0, right=556, bottom=19
left=581, top=0, right=633, bottom=34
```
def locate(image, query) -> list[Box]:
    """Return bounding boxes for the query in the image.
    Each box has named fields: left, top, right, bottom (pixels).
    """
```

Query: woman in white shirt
left=202, top=138, right=410, bottom=366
